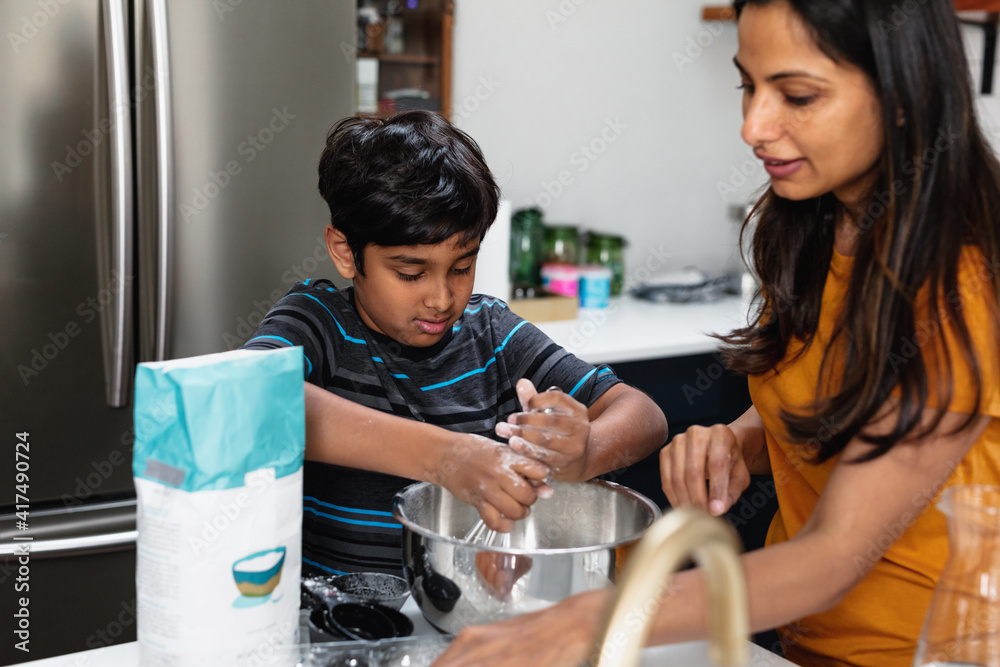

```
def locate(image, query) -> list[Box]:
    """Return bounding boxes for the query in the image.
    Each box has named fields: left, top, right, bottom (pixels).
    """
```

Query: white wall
left=450, top=1, right=1000, bottom=279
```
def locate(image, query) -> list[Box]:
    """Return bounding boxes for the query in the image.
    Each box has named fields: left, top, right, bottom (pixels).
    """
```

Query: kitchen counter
left=18, top=597, right=797, bottom=667
left=16, top=296, right=779, bottom=667
left=533, top=295, right=751, bottom=365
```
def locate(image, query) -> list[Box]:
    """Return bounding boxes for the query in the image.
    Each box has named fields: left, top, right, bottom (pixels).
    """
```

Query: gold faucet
left=591, top=508, right=750, bottom=667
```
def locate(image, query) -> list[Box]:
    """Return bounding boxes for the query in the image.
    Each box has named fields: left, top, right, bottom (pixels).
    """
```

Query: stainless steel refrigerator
left=0, top=1, right=354, bottom=662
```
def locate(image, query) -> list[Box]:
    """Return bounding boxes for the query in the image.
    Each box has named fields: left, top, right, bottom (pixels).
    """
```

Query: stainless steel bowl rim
left=392, top=479, right=661, bottom=555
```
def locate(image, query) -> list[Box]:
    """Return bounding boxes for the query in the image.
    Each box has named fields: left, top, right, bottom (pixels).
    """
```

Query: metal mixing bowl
left=393, top=480, right=661, bottom=633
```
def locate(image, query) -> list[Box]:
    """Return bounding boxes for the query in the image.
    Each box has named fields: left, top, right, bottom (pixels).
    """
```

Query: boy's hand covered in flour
left=496, top=378, right=593, bottom=483
left=436, top=431, right=551, bottom=533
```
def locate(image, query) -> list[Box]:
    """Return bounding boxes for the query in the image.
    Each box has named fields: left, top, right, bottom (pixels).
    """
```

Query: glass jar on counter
left=510, top=207, right=546, bottom=291
left=543, top=225, right=580, bottom=266
left=584, top=233, right=626, bottom=295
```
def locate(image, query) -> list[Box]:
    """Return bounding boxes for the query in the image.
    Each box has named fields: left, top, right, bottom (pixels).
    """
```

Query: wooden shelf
left=702, top=5, right=736, bottom=22
left=955, top=1, right=1000, bottom=10
left=355, top=0, right=452, bottom=119
left=358, top=51, right=441, bottom=64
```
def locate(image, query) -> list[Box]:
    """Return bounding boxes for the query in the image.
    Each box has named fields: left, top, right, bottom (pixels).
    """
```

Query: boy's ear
left=325, top=225, right=357, bottom=280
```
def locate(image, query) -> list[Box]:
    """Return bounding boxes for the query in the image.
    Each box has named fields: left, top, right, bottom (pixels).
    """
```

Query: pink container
left=541, top=263, right=580, bottom=298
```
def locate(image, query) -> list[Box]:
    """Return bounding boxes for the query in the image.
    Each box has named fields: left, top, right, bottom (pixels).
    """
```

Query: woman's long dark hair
left=724, top=0, right=1000, bottom=462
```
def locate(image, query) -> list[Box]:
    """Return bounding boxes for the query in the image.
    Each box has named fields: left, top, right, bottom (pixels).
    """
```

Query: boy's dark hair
left=317, top=111, right=500, bottom=276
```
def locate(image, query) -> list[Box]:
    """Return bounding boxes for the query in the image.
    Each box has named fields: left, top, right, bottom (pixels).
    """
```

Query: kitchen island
left=18, top=596, right=797, bottom=666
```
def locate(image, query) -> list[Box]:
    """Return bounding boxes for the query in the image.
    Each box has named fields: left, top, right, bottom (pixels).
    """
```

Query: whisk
left=462, top=391, right=558, bottom=548
left=462, top=518, right=511, bottom=548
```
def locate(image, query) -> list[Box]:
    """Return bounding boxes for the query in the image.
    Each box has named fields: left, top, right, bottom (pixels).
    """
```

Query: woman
left=434, top=0, right=1000, bottom=665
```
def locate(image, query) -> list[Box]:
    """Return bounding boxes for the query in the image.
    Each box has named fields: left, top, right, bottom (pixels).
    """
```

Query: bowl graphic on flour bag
left=232, top=546, right=286, bottom=597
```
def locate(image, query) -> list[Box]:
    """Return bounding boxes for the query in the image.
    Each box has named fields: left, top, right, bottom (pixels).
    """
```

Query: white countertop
left=533, top=295, right=751, bottom=365
left=19, top=597, right=796, bottom=667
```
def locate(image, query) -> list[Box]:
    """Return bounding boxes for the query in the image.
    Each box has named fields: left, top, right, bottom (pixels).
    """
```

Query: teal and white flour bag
left=133, top=347, right=305, bottom=666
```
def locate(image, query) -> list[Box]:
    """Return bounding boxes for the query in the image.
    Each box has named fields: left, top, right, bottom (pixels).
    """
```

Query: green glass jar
left=543, top=225, right=580, bottom=266
left=585, top=233, right=626, bottom=295
left=510, top=208, right=545, bottom=289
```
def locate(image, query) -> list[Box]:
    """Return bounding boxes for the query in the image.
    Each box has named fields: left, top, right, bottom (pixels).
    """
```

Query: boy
left=243, top=111, right=667, bottom=576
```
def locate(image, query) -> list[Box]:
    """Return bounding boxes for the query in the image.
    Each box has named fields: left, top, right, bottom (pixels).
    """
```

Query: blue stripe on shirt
left=302, top=557, right=349, bottom=575
left=248, top=334, right=295, bottom=347
left=246, top=335, right=312, bottom=376
left=420, top=320, right=528, bottom=391
left=464, top=299, right=506, bottom=315
left=304, top=495, right=396, bottom=517
left=372, top=357, right=409, bottom=379
left=290, top=293, right=367, bottom=344
left=303, top=505, right=402, bottom=529
left=568, top=367, right=598, bottom=398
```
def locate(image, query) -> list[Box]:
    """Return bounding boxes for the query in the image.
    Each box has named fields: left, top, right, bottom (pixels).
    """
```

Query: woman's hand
left=432, top=589, right=607, bottom=667
left=433, top=433, right=551, bottom=533
left=495, top=378, right=593, bottom=482
left=474, top=552, right=534, bottom=600
left=660, top=423, right=751, bottom=516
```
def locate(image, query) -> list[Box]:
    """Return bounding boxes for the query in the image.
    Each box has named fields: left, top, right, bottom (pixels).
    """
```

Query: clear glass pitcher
left=914, top=485, right=1000, bottom=667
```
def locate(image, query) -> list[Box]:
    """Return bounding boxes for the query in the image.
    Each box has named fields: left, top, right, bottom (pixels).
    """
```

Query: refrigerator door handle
left=0, top=499, right=136, bottom=558
left=102, top=0, right=134, bottom=406
left=149, top=0, right=174, bottom=361
left=0, top=531, right=137, bottom=559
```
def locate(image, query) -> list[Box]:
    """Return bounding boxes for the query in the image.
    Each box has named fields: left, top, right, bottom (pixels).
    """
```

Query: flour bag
left=133, top=347, right=305, bottom=666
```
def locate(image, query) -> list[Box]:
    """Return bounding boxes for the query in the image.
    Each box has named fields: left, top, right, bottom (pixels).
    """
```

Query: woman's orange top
left=748, top=247, right=1000, bottom=667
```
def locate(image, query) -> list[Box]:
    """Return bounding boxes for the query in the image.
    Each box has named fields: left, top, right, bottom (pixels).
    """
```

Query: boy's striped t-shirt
left=242, top=279, right=620, bottom=576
